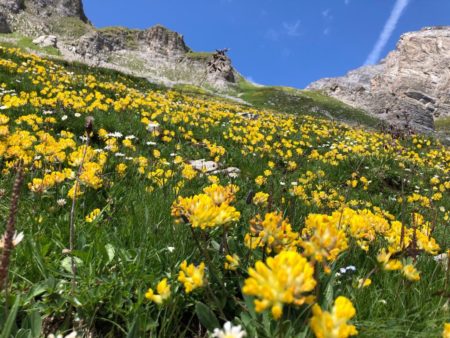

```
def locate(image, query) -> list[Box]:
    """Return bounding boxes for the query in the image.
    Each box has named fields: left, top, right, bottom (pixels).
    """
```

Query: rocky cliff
left=308, top=27, right=450, bottom=132
left=0, top=0, right=238, bottom=90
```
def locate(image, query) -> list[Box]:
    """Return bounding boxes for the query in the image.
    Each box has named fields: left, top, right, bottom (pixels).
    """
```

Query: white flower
left=146, top=141, right=157, bottom=146
left=107, top=132, right=123, bottom=138
left=433, top=252, right=449, bottom=271
left=74, top=113, right=81, bottom=118
left=61, top=115, right=68, bottom=121
left=0, top=231, right=24, bottom=249
left=212, top=322, right=246, bottom=338
left=125, top=135, right=136, bottom=140
left=346, top=265, right=356, bottom=272
left=43, top=110, right=53, bottom=115
left=57, top=199, right=67, bottom=206
left=167, top=246, right=175, bottom=253
left=114, top=153, right=125, bottom=157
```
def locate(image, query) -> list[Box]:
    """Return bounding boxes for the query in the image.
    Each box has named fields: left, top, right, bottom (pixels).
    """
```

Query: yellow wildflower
left=224, top=254, right=240, bottom=271
left=252, top=192, right=269, bottom=207
left=116, top=163, right=127, bottom=176
left=245, top=212, right=298, bottom=254
left=357, top=278, right=372, bottom=288
left=310, top=296, right=358, bottom=338
left=171, top=193, right=240, bottom=229
left=181, top=164, right=197, bottom=180
left=85, top=208, right=101, bottom=223
left=242, top=251, right=316, bottom=319
left=145, top=278, right=171, bottom=304
left=443, top=323, right=450, bottom=338
left=300, top=214, right=348, bottom=267
left=178, top=260, right=205, bottom=293
left=402, top=264, right=420, bottom=282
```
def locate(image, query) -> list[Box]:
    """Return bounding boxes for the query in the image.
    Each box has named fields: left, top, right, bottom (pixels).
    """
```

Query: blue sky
left=83, top=0, right=450, bottom=88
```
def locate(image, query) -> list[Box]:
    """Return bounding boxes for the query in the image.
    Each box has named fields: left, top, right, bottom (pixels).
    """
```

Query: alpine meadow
left=0, top=0, right=449, bottom=337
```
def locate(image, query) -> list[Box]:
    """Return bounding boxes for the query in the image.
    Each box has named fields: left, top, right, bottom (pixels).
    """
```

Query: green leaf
left=61, top=256, right=83, bottom=273
left=195, top=302, right=220, bottom=332
left=1, top=295, right=20, bottom=338
left=105, top=244, right=116, bottom=263
left=324, top=275, right=335, bottom=307
left=26, top=310, right=42, bottom=338
left=15, top=329, right=32, bottom=338
left=127, top=317, right=140, bottom=338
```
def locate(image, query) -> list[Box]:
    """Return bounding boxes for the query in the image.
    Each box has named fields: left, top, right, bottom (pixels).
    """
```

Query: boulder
left=32, top=35, right=57, bottom=48
left=188, top=159, right=219, bottom=173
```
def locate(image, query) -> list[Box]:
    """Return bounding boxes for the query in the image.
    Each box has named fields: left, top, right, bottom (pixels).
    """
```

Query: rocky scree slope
left=308, top=27, right=450, bottom=133
left=0, top=0, right=237, bottom=89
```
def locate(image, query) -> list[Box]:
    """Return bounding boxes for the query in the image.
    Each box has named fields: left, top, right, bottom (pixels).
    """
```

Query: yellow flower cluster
left=300, top=214, right=348, bottom=271
left=245, top=212, right=299, bottom=254
left=85, top=208, right=101, bottom=223
left=243, top=251, right=316, bottom=319
left=178, top=260, right=205, bottom=293
left=252, top=191, right=270, bottom=207
left=145, top=278, right=171, bottom=304
left=310, top=296, right=358, bottom=338
left=171, top=184, right=240, bottom=229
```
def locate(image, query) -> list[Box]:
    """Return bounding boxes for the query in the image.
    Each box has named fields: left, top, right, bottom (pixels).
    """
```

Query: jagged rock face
left=1, top=0, right=238, bottom=90
left=0, top=0, right=23, bottom=13
left=308, top=27, right=450, bottom=132
left=206, top=53, right=235, bottom=85
left=22, top=0, right=89, bottom=22
left=74, top=31, right=122, bottom=59
left=137, top=25, right=189, bottom=56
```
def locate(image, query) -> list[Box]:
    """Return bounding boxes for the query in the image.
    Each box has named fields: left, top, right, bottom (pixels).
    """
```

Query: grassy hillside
left=0, top=46, right=449, bottom=338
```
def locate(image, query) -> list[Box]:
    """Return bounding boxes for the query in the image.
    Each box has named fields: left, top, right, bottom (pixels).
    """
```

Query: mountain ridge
left=308, top=26, right=450, bottom=133
left=0, top=0, right=238, bottom=90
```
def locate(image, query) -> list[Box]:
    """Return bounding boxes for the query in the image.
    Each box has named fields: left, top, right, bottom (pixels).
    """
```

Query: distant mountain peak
left=308, top=26, right=450, bottom=132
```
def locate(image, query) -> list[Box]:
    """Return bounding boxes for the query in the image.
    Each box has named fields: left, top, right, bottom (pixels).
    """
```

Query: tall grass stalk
left=0, top=164, right=24, bottom=291
left=69, top=116, right=94, bottom=293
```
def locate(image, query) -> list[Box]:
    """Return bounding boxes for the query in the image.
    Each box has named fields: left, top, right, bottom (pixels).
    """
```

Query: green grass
left=185, top=52, right=214, bottom=61
left=47, top=17, right=91, bottom=39
left=236, top=78, right=382, bottom=128
left=97, top=26, right=140, bottom=49
left=0, top=33, right=60, bottom=56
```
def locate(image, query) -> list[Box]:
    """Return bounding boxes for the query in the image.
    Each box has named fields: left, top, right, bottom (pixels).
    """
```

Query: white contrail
left=364, top=0, right=411, bottom=65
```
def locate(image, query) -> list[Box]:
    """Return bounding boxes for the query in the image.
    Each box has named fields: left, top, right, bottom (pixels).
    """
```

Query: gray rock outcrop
left=308, top=26, right=450, bottom=132
left=138, top=25, right=189, bottom=56
left=32, top=34, right=57, bottom=48
left=0, top=0, right=23, bottom=13
left=0, top=13, right=11, bottom=33
left=22, top=0, right=89, bottom=22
